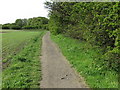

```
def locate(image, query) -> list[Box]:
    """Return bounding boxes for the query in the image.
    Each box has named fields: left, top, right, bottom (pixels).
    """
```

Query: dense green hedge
left=45, top=2, right=119, bottom=72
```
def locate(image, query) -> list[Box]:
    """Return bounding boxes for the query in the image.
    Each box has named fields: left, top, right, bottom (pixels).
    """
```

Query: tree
left=15, top=19, right=23, bottom=27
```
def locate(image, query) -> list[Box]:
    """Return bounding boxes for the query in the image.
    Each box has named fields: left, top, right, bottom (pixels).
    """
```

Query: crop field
left=1, top=30, right=46, bottom=88
left=2, top=30, right=42, bottom=63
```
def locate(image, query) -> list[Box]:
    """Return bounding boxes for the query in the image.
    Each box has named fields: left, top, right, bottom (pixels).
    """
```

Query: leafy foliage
left=2, top=23, right=11, bottom=29
left=11, top=25, right=21, bottom=30
left=23, top=17, right=49, bottom=30
left=2, top=17, right=49, bottom=30
left=45, top=2, right=119, bottom=72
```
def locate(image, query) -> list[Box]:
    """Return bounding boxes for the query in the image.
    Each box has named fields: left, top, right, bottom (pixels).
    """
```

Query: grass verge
left=51, top=34, right=118, bottom=88
left=2, top=31, right=46, bottom=88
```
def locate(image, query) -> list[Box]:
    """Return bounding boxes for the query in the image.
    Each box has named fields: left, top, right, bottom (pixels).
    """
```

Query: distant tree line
left=2, top=17, right=49, bottom=30
left=0, top=24, right=2, bottom=29
left=45, top=2, right=119, bottom=72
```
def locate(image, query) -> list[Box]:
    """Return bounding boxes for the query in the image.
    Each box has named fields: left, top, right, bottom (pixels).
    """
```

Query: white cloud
left=0, top=0, right=49, bottom=24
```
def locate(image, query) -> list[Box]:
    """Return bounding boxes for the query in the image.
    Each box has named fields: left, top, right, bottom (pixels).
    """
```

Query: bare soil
left=40, top=32, right=89, bottom=88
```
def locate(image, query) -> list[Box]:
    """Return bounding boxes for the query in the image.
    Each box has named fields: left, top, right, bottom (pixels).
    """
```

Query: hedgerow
left=45, top=2, right=119, bottom=72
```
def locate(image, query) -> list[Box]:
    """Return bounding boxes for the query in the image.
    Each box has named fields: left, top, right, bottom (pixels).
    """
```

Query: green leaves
left=46, top=2, right=119, bottom=72
left=2, top=17, right=49, bottom=30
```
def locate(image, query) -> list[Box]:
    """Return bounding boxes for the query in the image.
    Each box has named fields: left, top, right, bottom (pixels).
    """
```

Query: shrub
left=11, top=25, right=21, bottom=30
left=2, top=24, right=11, bottom=29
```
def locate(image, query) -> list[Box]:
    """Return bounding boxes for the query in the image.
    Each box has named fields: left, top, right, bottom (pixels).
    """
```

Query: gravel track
left=40, top=32, right=88, bottom=88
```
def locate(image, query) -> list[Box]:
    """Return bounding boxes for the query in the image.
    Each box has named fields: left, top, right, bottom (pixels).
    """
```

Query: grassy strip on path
left=51, top=34, right=118, bottom=88
left=2, top=31, right=46, bottom=88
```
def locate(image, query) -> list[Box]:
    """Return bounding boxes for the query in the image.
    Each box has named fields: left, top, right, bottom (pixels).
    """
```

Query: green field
left=2, top=30, right=46, bottom=88
left=2, top=30, right=42, bottom=63
left=51, top=34, right=118, bottom=88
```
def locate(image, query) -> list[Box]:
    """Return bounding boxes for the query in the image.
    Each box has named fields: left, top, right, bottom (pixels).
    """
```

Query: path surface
left=40, top=32, right=88, bottom=88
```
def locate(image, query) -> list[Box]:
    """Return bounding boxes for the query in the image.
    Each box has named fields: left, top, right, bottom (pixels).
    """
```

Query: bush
left=11, top=25, right=21, bottom=30
left=22, top=25, right=37, bottom=29
left=2, top=24, right=11, bottom=29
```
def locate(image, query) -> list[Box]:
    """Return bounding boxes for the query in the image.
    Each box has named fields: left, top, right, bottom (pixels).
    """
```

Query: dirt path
left=40, top=32, right=88, bottom=88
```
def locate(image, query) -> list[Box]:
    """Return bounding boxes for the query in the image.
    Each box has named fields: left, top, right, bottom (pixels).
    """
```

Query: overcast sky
left=0, top=0, right=49, bottom=24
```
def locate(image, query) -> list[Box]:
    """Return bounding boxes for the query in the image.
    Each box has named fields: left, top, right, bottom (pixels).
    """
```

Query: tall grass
left=51, top=34, right=118, bottom=88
